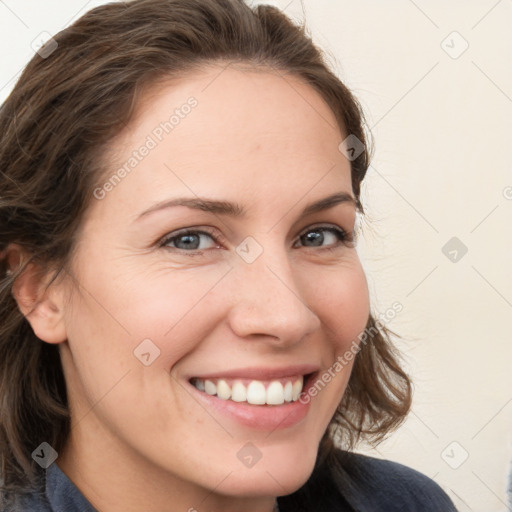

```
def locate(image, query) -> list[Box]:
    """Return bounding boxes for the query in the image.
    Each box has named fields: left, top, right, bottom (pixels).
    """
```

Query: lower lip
left=187, top=374, right=316, bottom=431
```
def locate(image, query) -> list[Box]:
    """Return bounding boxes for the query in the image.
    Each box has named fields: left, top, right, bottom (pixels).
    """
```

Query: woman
left=0, top=0, right=457, bottom=510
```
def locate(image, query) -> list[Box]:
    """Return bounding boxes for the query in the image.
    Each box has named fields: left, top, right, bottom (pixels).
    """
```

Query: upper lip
left=188, top=364, right=320, bottom=381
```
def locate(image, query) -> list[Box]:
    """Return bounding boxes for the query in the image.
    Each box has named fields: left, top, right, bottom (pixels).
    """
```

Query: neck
left=57, top=417, right=278, bottom=512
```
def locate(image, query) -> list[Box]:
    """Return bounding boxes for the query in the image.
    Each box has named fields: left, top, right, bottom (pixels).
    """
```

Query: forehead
left=118, top=62, right=345, bottom=157
left=92, top=64, right=352, bottom=221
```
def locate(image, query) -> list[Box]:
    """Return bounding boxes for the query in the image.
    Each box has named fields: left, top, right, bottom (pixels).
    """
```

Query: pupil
left=304, top=231, right=323, bottom=246
left=178, top=234, right=199, bottom=249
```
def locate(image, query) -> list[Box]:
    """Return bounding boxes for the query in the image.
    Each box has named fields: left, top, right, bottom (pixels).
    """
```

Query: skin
left=12, top=63, right=370, bottom=512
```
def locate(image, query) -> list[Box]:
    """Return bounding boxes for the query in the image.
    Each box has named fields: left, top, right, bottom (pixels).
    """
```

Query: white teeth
left=284, top=381, right=293, bottom=402
left=266, top=381, right=285, bottom=405
left=204, top=379, right=216, bottom=395
left=247, top=381, right=266, bottom=405
left=216, top=379, right=231, bottom=400
left=292, top=379, right=302, bottom=401
left=192, top=376, right=305, bottom=405
left=231, top=381, right=247, bottom=402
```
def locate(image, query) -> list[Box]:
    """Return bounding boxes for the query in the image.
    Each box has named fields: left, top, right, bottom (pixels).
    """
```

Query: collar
left=47, top=464, right=283, bottom=512
left=46, top=463, right=97, bottom=512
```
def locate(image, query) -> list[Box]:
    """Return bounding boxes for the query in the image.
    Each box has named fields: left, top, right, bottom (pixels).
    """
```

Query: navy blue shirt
left=9, top=450, right=457, bottom=511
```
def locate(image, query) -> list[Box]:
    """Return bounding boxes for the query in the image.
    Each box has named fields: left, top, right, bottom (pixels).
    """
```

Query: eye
left=159, top=228, right=220, bottom=251
left=295, top=225, right=351, bottom=249
left=158, top=224, right=353, bottom=256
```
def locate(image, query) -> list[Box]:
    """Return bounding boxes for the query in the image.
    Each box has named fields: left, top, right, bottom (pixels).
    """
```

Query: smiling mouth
left=189, top=373, right=315, bottom=406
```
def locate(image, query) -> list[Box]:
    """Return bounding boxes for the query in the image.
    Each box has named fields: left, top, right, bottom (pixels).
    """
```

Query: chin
left=223, top=465, right=315, bottom=498
left=218, top=438, right=319, bottom=497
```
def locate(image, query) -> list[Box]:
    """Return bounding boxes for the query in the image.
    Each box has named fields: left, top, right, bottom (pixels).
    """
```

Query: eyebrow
left=135, top=192, right=357, bottom=221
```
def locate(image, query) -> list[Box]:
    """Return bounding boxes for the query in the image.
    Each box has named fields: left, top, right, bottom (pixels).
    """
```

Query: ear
left=7, top=244, right=67, bottom=345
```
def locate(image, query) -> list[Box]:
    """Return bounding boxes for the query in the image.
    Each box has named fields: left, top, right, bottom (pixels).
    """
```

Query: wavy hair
left=0, top=0, right=411, bottom=506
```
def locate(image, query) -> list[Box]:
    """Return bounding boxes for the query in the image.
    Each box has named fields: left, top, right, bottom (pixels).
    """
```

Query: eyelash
left=158, top=225, right=354, bottom=256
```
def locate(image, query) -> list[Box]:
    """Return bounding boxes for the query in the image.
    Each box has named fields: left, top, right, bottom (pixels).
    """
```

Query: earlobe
left=8, top=247, right=68, bottom=345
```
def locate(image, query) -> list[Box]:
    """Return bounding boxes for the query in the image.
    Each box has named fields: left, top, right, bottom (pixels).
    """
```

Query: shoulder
left=336, top=450, right=457, bottom=511
left=278, top=447, right=457, bottom=512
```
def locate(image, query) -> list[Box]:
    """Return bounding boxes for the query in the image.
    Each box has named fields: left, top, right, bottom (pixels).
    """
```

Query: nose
left=226, top=247, right=321, bottom=347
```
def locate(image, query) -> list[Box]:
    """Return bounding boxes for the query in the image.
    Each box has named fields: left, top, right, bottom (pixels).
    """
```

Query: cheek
left=121, top=263, right=234, bottom=367
left=307, top=259, right=370, bottom=351
left=68, top=260, right=233, bottom=363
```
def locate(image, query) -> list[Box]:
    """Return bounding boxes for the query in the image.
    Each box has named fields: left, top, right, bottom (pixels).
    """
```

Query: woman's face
left=56, top=64, right=370, bottom=508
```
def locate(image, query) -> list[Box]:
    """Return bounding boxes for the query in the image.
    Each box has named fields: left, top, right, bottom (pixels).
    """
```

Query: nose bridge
left=227, top=238, right=320, bottom=343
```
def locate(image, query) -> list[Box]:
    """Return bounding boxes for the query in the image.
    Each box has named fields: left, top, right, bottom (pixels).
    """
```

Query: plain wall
left=1, top=1, right=511, bottom=510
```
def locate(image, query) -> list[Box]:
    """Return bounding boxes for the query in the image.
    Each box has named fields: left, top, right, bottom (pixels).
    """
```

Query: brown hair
left=0, top=0, right=411, bottom=505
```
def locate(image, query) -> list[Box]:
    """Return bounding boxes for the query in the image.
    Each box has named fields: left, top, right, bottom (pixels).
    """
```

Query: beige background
left=1, top=1, right=511, bottom=510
